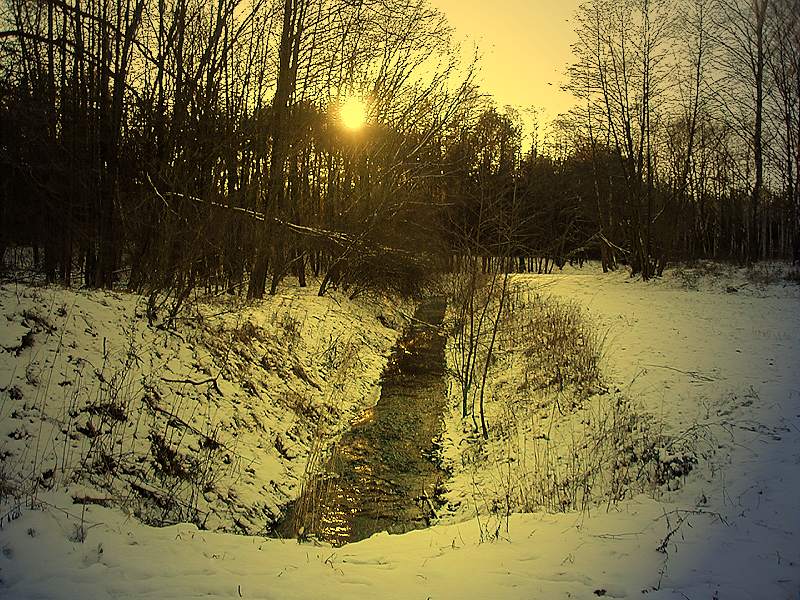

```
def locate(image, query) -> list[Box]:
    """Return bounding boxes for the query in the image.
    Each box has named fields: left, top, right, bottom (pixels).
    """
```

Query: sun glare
left=339, top=97, right=367, bottom=130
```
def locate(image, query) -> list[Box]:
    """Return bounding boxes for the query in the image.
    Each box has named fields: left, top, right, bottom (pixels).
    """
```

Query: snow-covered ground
left=2, top=264, right=799, bottom=599
left=0, top=281, right=409, bottom=535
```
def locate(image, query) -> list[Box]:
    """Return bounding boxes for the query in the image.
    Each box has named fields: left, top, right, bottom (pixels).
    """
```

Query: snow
left=0, top=282, right=410, bottom=534
left=2, top=264, right=799, bottom=599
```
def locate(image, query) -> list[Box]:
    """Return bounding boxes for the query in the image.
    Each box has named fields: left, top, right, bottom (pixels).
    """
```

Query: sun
left=339, top=97, right=367, bottom=130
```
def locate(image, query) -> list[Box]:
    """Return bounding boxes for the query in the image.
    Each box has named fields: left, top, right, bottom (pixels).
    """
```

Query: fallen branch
left=141, top=392, right=249, bottom=461
left=655, top=507, right=729, bottom=554
left=143, top=174, right=417, bottom=257
left=160, top=374, right=222, bottom=394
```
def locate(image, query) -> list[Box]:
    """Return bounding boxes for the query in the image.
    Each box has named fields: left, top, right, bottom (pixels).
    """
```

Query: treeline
left=443, top=0, right=800, bottom=280
left=562, top=0, right=800, bottom=276
left=0, top=0, right=476, bottom=308
left=1, top=0, right=798, bottom=301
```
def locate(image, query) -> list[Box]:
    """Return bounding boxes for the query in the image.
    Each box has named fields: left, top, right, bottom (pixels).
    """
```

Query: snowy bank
left=0, top=282, right=409, bottom=534
left=2, top=264, right=799, bottom=599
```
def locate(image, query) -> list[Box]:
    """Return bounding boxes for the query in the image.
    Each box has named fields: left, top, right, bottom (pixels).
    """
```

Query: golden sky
left=429, top=0, right=580, bottom=120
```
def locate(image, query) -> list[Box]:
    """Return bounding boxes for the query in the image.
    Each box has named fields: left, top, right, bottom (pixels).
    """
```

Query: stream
left=272, top=297, right=449, bottom=546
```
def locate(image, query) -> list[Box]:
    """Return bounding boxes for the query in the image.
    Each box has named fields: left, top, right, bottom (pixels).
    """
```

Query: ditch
left=272, top=297, right=449, bottom=546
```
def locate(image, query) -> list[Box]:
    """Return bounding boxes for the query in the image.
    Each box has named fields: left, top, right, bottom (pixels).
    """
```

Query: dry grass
left=501, top=283, right=606, bottom=405
left=449, top=280, right=697, bottom=533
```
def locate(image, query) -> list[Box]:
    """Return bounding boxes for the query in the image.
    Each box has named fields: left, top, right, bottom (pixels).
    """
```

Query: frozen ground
left=2, top=264, right=799, bottom=599
left=0, top=281, right=409, bottom=534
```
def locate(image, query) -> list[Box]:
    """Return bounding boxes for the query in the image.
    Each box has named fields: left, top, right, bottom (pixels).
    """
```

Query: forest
left=0, top=0, right=798, bottom=301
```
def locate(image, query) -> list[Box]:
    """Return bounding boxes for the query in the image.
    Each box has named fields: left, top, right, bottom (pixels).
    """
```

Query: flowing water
left=272, top=298, right=448, bottom=546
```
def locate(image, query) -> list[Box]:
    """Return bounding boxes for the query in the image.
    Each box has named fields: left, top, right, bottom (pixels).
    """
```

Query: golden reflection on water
left=274, top=299, right=448, bottom=547
left=317, top=490, right=352, bottom=544
left=350, top=406, right=376, bottom=427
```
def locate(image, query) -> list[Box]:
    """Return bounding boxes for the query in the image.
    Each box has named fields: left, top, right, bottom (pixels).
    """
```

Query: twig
left=141, top=394, right=247, bottom=461
left=642, top=363, right=715, bottom=382
left=161, top=374, right=222, bottom=395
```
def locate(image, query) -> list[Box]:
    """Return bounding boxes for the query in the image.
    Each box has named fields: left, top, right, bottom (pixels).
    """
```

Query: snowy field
left=2, top=264, right=799, bottom=599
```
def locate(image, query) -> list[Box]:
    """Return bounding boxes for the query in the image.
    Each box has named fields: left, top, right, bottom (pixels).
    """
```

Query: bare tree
left=766, top=0, right=800, bottom=260
left=711, top=0, right=771, bottom=261
left=567, top=0, right=674, bottom=278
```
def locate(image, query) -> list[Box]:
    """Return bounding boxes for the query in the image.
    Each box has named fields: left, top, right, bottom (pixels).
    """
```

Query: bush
left=502, top=284, right=605, bottom=404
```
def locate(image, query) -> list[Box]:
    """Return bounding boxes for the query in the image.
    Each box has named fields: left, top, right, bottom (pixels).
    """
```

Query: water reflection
left=272, top=298, right=448, bottom=546
left=350, top=406, right=376, bottom=427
